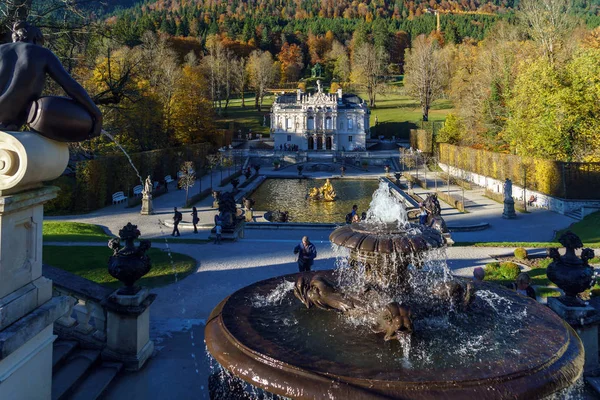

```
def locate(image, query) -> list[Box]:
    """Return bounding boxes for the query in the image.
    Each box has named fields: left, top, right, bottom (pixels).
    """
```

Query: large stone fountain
left=206, top=182, right=583, bottom=399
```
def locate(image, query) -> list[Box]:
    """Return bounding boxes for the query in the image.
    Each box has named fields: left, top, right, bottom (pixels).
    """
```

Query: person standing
left=214, top=221, right=222, bottom=245
left=172, top=207, right=182, bottom=237
left=191, top=207, right=199, bottom=234
left=418, top=207, right=428, bottom=225
left=293, top=236, right=317, bottom=272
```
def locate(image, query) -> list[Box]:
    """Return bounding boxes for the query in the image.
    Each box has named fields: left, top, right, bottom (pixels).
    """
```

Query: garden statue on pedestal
left=502, top=178, right=516, bottom=219
left=141, top=175, right=154, bottom=215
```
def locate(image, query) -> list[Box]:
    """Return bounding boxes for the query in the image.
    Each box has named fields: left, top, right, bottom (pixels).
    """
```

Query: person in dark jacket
left=172, top=207, right=182, bottom=237
left=293, top=236, right=317, bottom=272
left=191, top=207, right=199, bottom=234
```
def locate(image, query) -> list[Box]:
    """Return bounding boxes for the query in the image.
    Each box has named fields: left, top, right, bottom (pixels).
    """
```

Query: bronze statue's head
left=12, top=21, right=44, bottom=46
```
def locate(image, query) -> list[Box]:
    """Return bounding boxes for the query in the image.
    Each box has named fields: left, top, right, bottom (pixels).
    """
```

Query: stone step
left=68, top=362, right=123, bottom=400
left=52, top=349, right=100, bottom=400
left=52, top=340, right=79, bottom=371
left=565, top=209, right=583, bottom=220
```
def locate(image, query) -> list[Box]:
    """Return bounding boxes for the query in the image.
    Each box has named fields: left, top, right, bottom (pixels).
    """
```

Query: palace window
left=287, top=135, right=291, bottom=142
left=325, top=117, right=332, bottom=129
left=307, top=117, right=315, bottom=130
left=348, top=118, right=353, bottom=130
left=348, top=135, right=353, bottom=142
left=286, top=118, right=292, bottom=130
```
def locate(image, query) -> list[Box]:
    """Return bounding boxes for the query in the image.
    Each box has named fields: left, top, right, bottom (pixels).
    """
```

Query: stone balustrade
left=43, top=264, right=113, bottom=349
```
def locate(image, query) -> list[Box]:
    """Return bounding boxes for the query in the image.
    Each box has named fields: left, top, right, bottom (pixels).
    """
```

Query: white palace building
left=270, top=81, right=370, bottom=151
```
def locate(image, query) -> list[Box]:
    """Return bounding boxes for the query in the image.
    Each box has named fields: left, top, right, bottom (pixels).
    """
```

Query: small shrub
left=484, top=261, right=521, bottom=282
left=499, top=262, right=521, bottom=280
left=514, top=247, right=528, bottom=260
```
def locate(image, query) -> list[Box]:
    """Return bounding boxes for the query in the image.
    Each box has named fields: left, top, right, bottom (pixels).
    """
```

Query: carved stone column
left=0, top=130, right=72, bottom=400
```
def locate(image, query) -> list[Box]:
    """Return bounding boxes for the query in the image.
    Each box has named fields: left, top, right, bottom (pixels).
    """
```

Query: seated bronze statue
left=294, top=274, right=357, bottom=312
left=0, top=22, right=102, bottom=141
left=372, top=302, right=413, bottom=340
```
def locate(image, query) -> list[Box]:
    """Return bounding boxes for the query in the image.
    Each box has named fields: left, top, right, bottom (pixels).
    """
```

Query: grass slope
left=43, top=246, right=197, bottom=289
left=43, top=221, right=111, bottom=242
left=556, top=211, right=600, bottom=245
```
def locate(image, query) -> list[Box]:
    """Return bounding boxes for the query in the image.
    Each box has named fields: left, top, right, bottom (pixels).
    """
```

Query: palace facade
left=270, top=82, right=369, bottom=151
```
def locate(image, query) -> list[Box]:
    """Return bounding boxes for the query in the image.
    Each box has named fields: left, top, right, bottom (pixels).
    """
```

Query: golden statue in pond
left=308, top=178, right=337, bottom=202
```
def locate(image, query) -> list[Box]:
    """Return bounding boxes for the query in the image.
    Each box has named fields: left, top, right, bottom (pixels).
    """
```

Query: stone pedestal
left=0, top=186, right=72, bottom=400
left=549, top=298, right=600, bottom=375
left=140, top=194, right=153, bottom=215
left=102, top=288, right=156, bottom=371
left=502, top=199, right=517, bottom=219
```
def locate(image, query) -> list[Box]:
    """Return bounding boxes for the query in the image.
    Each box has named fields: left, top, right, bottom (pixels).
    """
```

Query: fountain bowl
left=205, top=271, right=583, bottom=400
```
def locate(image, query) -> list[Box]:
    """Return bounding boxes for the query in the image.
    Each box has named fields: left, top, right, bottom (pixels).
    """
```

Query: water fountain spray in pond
left=365, top=180, right=408, bottom=229
left=205, top=180, right=584, bottom=399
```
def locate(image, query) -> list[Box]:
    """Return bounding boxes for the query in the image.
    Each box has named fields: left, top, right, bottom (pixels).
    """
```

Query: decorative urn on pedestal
left=547, top=231, right=595, bottom=307
left=103, top=222, right=156, bottom=370
left=107, top=222, right=152, bottom=295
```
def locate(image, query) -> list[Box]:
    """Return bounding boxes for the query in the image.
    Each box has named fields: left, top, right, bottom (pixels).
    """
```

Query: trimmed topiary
left=514, top=247, right=528, bottom=260
left=499, top=262, right=521, bottom=280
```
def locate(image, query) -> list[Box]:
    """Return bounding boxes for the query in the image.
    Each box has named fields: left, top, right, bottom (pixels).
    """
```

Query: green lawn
left=43, top=221, right=112, bottom=242
left=556, top=211, right=600, bottom=246
left=43, top=221, right=210, bottom=244
left=216, top=87, right=455, bottom=140
left=43, top=246, right=197, bottom=289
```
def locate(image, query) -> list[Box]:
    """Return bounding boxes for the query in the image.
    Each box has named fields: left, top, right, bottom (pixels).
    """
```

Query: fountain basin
left=206, top=271, right=584, bottom=399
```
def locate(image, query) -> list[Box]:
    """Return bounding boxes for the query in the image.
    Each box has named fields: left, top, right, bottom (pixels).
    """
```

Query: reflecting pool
left=250, top=178, right=379, bottom=223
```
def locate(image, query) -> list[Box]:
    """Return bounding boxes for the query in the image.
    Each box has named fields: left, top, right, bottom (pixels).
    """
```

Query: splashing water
left=252, top=280, right=296, bottom=307
left=365, top=180, right=408, bottom=229
left=102, top=130, right=143, bottom=186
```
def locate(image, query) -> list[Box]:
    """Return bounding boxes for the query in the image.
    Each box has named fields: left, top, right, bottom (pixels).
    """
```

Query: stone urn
left=243, top=169, right=251, bottom=180
left=340, top=166, right=346, bottom=177
left=108, top=223, right=152, bottom=295
left=253, top=164, right=261, bottom=175
left=394, top=172, right=401, bottom=185
left=297, top=165, right=304, bottom=176
left=547, top=231, right=595, bottom=306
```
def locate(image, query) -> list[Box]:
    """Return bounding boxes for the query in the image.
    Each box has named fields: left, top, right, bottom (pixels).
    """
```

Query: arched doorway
left=317, top=136, right=323, bottom=150
left=308, top=136, right=314, bottom=150
left=326, top=136, right=332, bottom=150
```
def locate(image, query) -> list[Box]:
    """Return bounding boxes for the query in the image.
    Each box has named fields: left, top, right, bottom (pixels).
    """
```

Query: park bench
left=164, top=175, right=174, bottom=184
left=112, top=191, right=127, bottom=204
left=133, top=185, right=143, bottom=196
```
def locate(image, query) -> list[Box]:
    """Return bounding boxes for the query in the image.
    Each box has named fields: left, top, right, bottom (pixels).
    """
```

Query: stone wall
left=439, top=163, right=600, bottom=214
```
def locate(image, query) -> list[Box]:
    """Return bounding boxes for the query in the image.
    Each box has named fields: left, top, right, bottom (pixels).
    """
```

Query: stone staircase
left=564, top=208, right=583, bottom=220
left=52, top=340, right=122, bottom=400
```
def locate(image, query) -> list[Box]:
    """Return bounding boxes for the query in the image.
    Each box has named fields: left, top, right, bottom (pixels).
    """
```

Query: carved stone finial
left=547, top=231, right=595, bottom=306
left=108, top=222, right=152, bottom=295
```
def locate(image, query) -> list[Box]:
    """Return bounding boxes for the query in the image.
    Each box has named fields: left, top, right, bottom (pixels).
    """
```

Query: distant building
left=270, top=80, right=369, bottom=151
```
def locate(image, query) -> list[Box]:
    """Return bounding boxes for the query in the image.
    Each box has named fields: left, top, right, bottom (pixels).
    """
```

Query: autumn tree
left=518, top=0, right=573, bottom=64
left=504, top=50, right=600, bottom=162
left=404, top=35, right=443, bottom=121
left=247, top=50, right=277, bottom=111
left=232, top=56, right=248, bottom=107
left=325, top=40, right=350, bottom=82
left=351, top=42, right=388, bottom=108
left=179, top=161, right=196, bottom=206
left=171, top=65, right=216, bottom=145
left=277, top=42, right=303, bottom=83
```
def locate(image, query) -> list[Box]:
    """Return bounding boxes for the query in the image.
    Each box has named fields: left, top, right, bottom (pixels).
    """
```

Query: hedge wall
left=409, top=129, right=433, bottom=153
left=438, top=143, right=600, bottom=200
left=47, top=142, right=212, bottom=213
